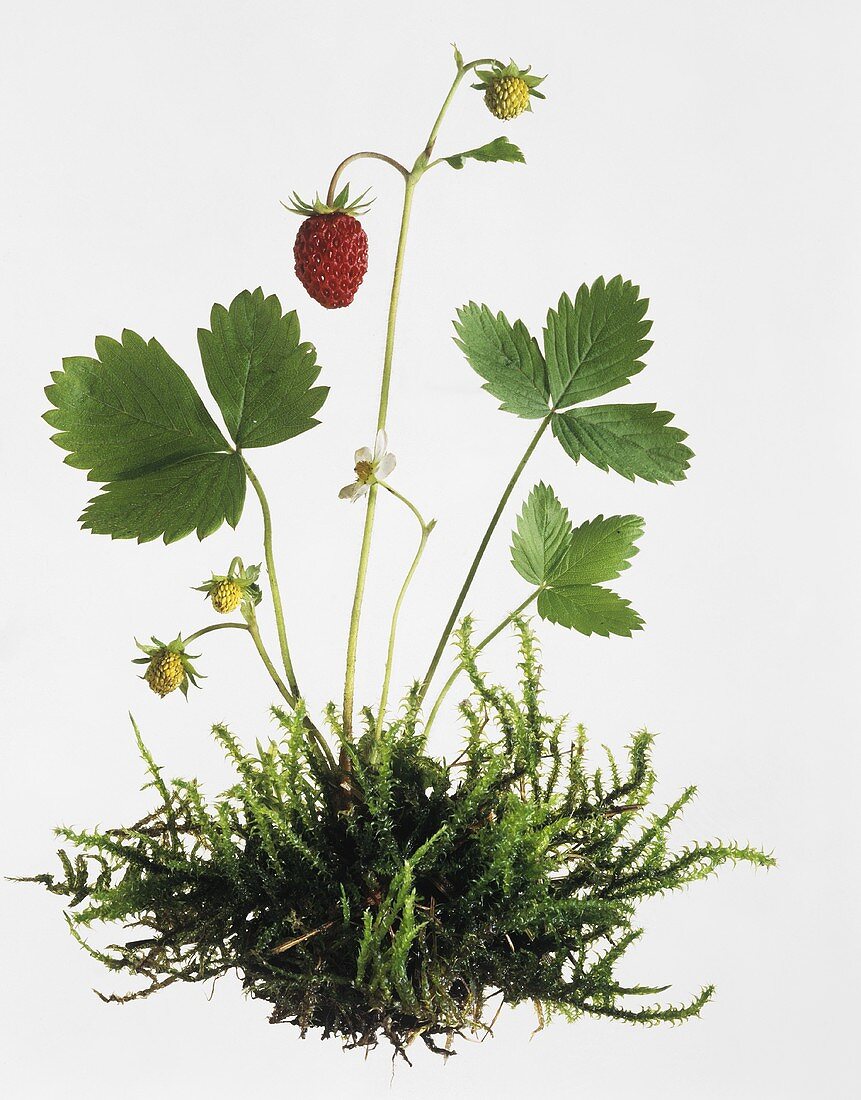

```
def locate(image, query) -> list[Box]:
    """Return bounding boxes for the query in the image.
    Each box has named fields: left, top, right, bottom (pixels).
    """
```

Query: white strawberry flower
left=338, top=430, right=397, bottom=502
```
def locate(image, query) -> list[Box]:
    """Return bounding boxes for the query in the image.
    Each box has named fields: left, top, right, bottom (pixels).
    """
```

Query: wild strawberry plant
left=24, top=47, right=772, bottom=1059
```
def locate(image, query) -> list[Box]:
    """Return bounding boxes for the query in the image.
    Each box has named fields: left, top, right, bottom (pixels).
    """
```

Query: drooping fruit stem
left=184, top=622, right=251, bottom=645
left=418, top=412, right=553, bottom=703
left=326, top=152, right=409, bottom=206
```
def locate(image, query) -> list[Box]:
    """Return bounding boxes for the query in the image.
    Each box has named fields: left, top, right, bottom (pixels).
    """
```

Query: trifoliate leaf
left=81, top=452, right=246, bottom=544
left=197, top=288, right=327, bottom=448
left=550, top=514, right=644, bottom=586
left=511, top=483, right=573, bottom=586
left=454, top=303, right=549, bottom=419
left=537, top=584, right=644, bottom=637
left=553, top=403, right=693, bottom=483
left=543, top=277, right=652, bottom=409
left=45, top=331, right=229, bottom=482
left=443, top=137, right=525, bottom=170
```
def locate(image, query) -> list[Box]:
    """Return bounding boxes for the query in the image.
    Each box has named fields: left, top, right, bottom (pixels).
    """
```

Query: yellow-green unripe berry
left=210, top=578, right=242, bottom=614
left=484, top=76, right=530, bottom=120
left=145, top=650, right=185, bottom=696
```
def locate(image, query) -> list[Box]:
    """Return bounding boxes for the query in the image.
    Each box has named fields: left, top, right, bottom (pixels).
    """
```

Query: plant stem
left=418, top=413, right=552, bottom=703
left=243, top=621, right=294, bottom=707
left=376, top=482, right=434, bottom=730
left=326, top=152, right=409, bottom=205
left=242, top=458, right=301, bottom=700
left=341, top=55, right=499, bottom=739
left=422, top=588, right=540, bottom=738
left=421, top=58, right=498, bottom=160
left=246, top=614, right=338, bottom=771
left=185, top=622, right=250, bottom=646
left=342, top=175, right=417, bottom=738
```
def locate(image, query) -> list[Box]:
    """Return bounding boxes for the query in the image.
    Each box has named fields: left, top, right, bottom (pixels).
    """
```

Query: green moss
left=22, top=621, right=772, bottom=1059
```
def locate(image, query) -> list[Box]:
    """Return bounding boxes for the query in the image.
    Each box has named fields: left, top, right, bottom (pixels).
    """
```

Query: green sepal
left=133, top=634, right=203, bottom=690
left=471, top=59, right=546, bottom=100
left=194, top=559, right=264, bottom=614
left=281, top=183, right=373, bottom=217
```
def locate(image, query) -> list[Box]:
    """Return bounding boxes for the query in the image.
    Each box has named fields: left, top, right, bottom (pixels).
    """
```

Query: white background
left=1, top=1, right=858, bottom=1096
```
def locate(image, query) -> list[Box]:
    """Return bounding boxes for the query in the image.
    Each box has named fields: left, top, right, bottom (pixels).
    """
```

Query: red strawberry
left=284, top=186, right=372, bottom=309
left=294, top=213, right=368, bottom=309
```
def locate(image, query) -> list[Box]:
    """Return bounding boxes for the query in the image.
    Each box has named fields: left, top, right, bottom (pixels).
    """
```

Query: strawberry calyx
left=472, top=60, right=546, bottom=107
left=282, top=183, right=374, bottom=219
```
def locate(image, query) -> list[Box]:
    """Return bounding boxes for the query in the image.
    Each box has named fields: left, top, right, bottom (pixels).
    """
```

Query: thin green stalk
left=326, top=151, right=409, bottom=205
left=423, top=588, right=541, bottom=738
left=342, top=176, right=416, bottom=739
left=185, top=620, right=296, bottom=709
left=185, top=622, right=250, bottom=645
left=342, top=55, right=501, bottom=738
left=246, top=614, right=338, bottom=771
left=418, top=413, right=552, bottom=703
left=376, top=482, right=435, bottom=730
left=242, top=458, right=301, bottom=700
left=421, top=58, right=497, bottom=160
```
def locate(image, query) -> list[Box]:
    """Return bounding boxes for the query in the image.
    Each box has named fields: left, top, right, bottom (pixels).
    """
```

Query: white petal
left=338, top=482, right=359, bottom=500
left=377, top=453, right=396, bottom=479
left=353, top=482, right=370, bottom=501
left=373, top=429, right=388, bottom=461
left=355, top=446, right=372, bottom=465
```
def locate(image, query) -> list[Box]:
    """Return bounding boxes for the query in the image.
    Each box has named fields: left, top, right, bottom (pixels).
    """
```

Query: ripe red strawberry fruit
left=284, top=186, right=372, bottom=309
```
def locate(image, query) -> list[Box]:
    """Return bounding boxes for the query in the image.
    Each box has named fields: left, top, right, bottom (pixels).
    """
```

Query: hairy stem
left=185, top=622, right=250, bottom=645
left=341, top=176, right=416, bottom=739
left=423, top=588, right=541, bottom=737
left=242, top=458, right=301, bottom=700
left=246, top=614, right=338, bottom=771
left=376, top=482, right=434, bottom=730
left=326, top=152, right=409, bottom=205
left=418, top=413, right=552, bottom=703
left=341, top=56, right=501, bottom=738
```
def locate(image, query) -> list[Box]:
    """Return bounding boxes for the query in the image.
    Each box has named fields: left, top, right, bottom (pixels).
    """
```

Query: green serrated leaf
left=537, top=584, right=644, bottom=637
left=550, top=514, right=644, bottom=586
left=197, top=288, right=327, bottom=449
left=553, top=403, right=693, bottom=483
left=443, top=136, right=525, bottom=170
left=80, top=452, right=246, bottom=544
left=543, top=277, right=652, bottom=409
left=511, top=483, right=573, bottom=586
left=454, top=303, right=549, bottom=419
left=45, top=331, right=229, bottom=482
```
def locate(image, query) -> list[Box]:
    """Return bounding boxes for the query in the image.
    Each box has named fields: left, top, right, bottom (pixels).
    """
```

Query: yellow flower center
left=354, top=459, right=374, bottom=483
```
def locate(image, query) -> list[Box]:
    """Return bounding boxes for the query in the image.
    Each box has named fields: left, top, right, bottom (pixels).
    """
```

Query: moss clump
left=23, top=622, right=772, bottom=1059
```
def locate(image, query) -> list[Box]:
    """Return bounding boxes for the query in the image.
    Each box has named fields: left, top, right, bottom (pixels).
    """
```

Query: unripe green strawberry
left=195, top=561, right=262, bottom=617
left=145, top=650, right=185, bottom=697
left=485, top=75, right=530, bottom=120
left=210, top=578, right=242, bottom=614
left=134, top=634, right=202, bottom=698
left=472, top=60, right=546, bottom=121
